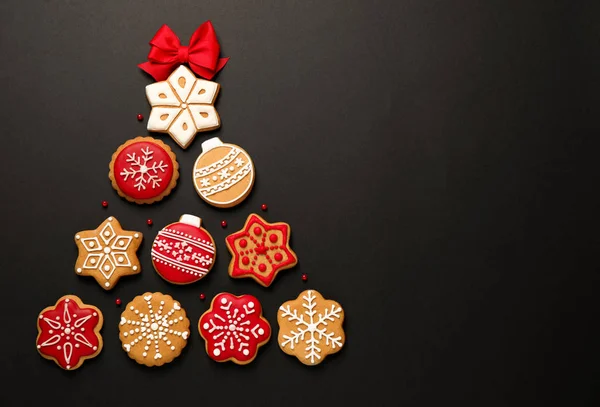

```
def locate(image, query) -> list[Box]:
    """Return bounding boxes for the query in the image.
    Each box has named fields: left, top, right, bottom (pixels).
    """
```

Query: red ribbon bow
left=139, top=22, right=229, bottom=81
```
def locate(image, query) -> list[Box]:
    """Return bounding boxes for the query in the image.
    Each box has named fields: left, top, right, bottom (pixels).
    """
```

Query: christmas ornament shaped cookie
left=36, top=295, right=103, bottom=370
left=145, top=65, right=221, bottom=149
left=151, top=214, right=216, bottom=284
left=278, top=290, right=345, bottom=366
left=199, top=293, right=271, bottom=365
left=225, top=214, right=297, bottom=287
left=74, top=216, right=142, bottom=290
left=119, top=292, right=190, bottom=367
left=109, top=136, right=179, bottom=204
left=193, top=137, right=255, bottom=208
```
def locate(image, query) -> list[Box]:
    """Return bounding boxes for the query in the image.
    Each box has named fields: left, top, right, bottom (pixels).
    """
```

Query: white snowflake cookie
left=145, top=65, right=221, bottom=149
left=119, top=292, right=190, bottom=367
left=277, top=289, right=345, bottom=366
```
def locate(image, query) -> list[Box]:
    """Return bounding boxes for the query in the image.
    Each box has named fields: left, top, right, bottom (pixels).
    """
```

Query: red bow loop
left=139, top=22, right=229, bottom=81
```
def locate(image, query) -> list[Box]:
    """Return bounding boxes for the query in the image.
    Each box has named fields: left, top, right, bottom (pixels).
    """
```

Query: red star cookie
left=225, top=214, right=298, bottom=287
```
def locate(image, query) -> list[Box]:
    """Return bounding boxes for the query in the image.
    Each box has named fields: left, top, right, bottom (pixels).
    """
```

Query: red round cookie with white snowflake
left=36, top=295, right=103, bottom=370
left=198, top=293, right=271, bottom=365
left=109, top=136, right=179, bottom=204
left=151, top=214, right=216, bottom=284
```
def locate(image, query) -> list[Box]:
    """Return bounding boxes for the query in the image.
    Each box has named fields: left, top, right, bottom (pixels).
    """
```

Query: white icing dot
left=104, top=282, right=110, bottom=287
left=75, top=235, right=80, bottom=239
left=37, top=345, right=41, bottom=349
left=104, top=265, right=110, bottom=271
left=119, top=240, right=125, bottom=246
left=64, top=328, right=71, bottom=335
left=93, top=346, right=97, bottom=350
left=229, top=166, right=235, bottom=171
left=66, top=365, right=70, bottom=369
left=142, top=352, right=147, bottom=357
left=203, top=323, right=209, bottom=329
left=89, top=241, right=94, bottom=247
left=130, top=306, right=134, bottom=310
left=57, top=345, right=61, bottom=350
left=90, top=259, right=96, bottom=264
left=48, top=330, right=53, bottom=334
left=118, top=256, right=124, bottom=262
left=248, top=301, right=255, bottom=308
left=243, top=349, right=249, bottom=356
left=123, top=332, right=128, bottom=337
left=108, top=217, right=113, bottom=221
left=75, top=344, right=80, bottom=348
left=104, top=231, right=110, bottom=236
left=221, top=298, right=227, bottom=304
left=171, top=346, right=176, bottom=350
left=76, top=268, right=82, bottom=273
left=258, top=328, right=264, bottom=335
left=93, top=312, right=97, bottom=316
left=213, top=349, right=221, bottom=356
left=212, top=176, right=217, bottom=181
left=80, top=328, right=85, bottom=332
left=133, top=266, right=138, bottom=271
left=103, top=247, right=111, bottom=254
left=134, top=233, right=139, bottom=238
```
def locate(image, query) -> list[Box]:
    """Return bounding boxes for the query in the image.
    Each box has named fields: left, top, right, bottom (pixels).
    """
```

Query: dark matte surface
left=1, top=0, right=599, bottom=405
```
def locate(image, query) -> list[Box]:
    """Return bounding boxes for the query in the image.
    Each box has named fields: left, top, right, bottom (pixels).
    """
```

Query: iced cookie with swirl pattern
left=277, top=289, right=345, bottom=366
left=74, top=217, right=143, bottom=290
left=198, top=293, right=271, bottom=365
left=145, top=65, right=221, bottom=149
left=36, top=295, right=103, bottom=370
left=193, top=137, right=255, bottom=208
left=225, top=214, right=298, bottom=287
left=119, top=292, right=190, bottom=367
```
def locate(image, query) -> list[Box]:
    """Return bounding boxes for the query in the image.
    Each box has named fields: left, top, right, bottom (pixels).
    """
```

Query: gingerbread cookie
left=36, top=295, right=103, bottom=370
left=119, top=292, right=190, bottom=367
left=146, top=65, right=220, bottom=149
left=225, top=214, right=297, bottom=287
left=108, top=136, right=179, bottom=204
left=277, top=290, right=345, bottom=366
left=193, top=137, right=255, bottom=208
left=151, top=214, right=216, bottom=284
left=75, top=216, right=142, bottom=290
left=199, top=293, right=271, bottom=365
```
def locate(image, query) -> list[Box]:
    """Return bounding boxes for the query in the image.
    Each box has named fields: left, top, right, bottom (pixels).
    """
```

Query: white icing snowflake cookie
left=145, top=65, right=221, bottom=149
left=277, top=289, right=345, bottom=366
left=119, top=292, right=190, bottom=367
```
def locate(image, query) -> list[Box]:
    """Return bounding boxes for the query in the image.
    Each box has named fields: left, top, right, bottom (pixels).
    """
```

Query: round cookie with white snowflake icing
left=277, top=289, right=345, bottom=366
left=119, top=292, right=190, bottom=367
left=193, top=137, right=255, bottom=208
left=36, top=295, right=103, bottom=370
left=151, top=214, right=216, bottom=284
left=198, top=293, right=271, bottom=365
left=108, top=136, right=179, bottom=204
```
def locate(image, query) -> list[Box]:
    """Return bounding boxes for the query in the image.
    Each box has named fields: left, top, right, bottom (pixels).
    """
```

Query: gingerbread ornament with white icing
left=108, top=136, right=179, bottom=204
left=193, top=137, right=255, bottom=208
left=119, top=292, right=190, bottom=367
left=198, top=293, right=271, bottom=365
left=36, top=295, right=103, bottom=370
left=145, top=65, right=221, bottom=149
left=151, top=214, right=216, bottom=284
left=74, top=216, right=143, bottom=290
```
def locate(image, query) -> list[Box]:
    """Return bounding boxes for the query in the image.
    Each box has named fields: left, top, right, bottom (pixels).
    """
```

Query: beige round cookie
left=119, top=292, right=190, bottom=367
left=193, top=137, right=255, bottom=208
left=277, top=289, right=345, bottom=366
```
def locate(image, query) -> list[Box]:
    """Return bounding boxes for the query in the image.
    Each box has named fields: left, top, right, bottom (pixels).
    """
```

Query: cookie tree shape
left=277, top=290, right=345, bottom=366
left=151, top=214, right=216, bottom=284
left=36, top=295, right=103, bottom=370
left=108, top=137, right=179, bottom=204
left=225, top=214, right=298, bottom=287
left=199, top=293, right=271, bottom=365
left=145, top=65, right=221, bottom=149
left=74, top=217, right=142, bottom=290
left=119, top=292, right=190, bottom=367
left=193, top=137, right=255, bottom=208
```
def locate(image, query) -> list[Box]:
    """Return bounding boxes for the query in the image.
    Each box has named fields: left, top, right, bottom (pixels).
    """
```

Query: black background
left=1, top=0, right=599, bottom=405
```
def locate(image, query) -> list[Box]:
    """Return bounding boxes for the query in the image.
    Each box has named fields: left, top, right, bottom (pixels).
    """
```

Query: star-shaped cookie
left=74, top=216, right=143, bottom=290
left=225, top=214, right=297, bottom=287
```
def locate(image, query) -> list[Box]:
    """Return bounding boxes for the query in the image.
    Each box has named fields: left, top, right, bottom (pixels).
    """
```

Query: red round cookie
left=36, top=295, right=103, bottom=370
left=113, top=140, right=174, bottom=200
left=198, top=293, right=271, bottom=364
left=151, top=214, right=216, bottom=284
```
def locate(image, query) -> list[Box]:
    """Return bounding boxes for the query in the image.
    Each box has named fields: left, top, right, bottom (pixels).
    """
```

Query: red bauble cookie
left=109, top=136, right=179, bottom=204
left=151, top=214, right=216, bottom=284
left=225, top=214, right=298, bottom=287
left=36, top=295, right=103, bottom=370
left=198, top=293, right=271, bottom=365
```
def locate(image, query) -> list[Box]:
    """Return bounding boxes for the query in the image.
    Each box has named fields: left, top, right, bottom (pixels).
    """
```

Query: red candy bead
left=253, top=227, right=262, bottom=236
left=115, top=298, right=122, bottom=305
left=269, top=234, right=277, bottom=243
left=101, top=200, right=108, bottom=208
left=146, top=219, right=153, bottom=226
left=261, top=204, right=268, bottom=211
left=301, top=274, right=308, bottom=282
left=242, top=256, right=250, bottom=265
left=258, top=264, right=267, bottom=272
left=221, top=220, right=227, bottom=228
left=274, top=253, right=283, bottom=262
left=240, top=239, right=247, bottom=248
left=199, top=293, right=206, bottom=300
left=137, top=114, right=143, bottom=121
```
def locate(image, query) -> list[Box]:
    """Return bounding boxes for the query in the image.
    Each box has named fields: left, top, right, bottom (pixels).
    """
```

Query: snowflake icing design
left=199, top=293, right=271, bottom=364
left=278, top=290, right=345, bottom=365
left=75, top=217, right=141, bottom=289
left=119, top=293, right=190, bottom=365
left=119, top=146, right=168, bottom=191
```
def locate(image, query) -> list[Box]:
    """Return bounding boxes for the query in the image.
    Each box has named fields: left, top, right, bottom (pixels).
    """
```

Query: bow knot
left=139, top=22, right=229, bottom=81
